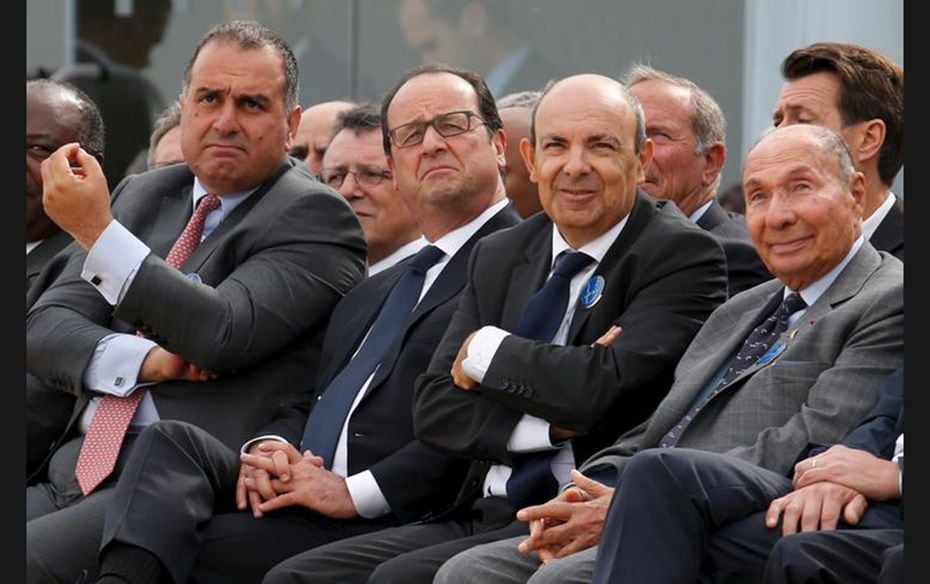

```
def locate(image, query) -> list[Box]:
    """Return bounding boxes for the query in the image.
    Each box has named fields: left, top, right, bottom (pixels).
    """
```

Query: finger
left=799, top=497, right=823, bottom=533
left=593, top=325, right=622, bottom=347
left=794, top=468, right=827, bottom=489
left=248, top=470, right=278, bottom=501
left=517, top=536, right=538, bottom=555
left=235, top=472, right=248, bottom=509
left=843, top=495, right=868, bottom=526
left=765, top=498, right=784, bottom=529
left=818, top=497, right=842, bottom=531
left=571, top=469, right=611, bottom=498
left=241, top=453, right=277, bottom=473
left=302, top=451, right=325, bottom=466
left=258, top=492, right=296, bottom=513
left=248, top=490, right=264, bottom=518
left=271, top=449, right=291, bottom=481
left=255, top=441, right=303, bottom=464
left=781, top=501, right=802, bottom=536
left=516, top=502, right=573, bottom=522
left=536, top=547, right=557, bottom=565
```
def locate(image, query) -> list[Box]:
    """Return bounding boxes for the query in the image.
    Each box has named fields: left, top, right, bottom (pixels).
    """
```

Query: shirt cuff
left=461, top=326, right=510, bottom=384
left=81, top=219, right=151, bottom=305
left=507, top=414, right=557, bottom=452
left=241, top=435, right=289, bottom=455
left=345, top=470, right=391, bottom=519
left=82, top=333, right=158, bottom=395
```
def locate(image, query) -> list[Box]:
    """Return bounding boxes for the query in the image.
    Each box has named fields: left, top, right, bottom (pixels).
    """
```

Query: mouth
left=767, top=236, right=813, bottom=254
left=421, top=165, right=455, bottom=179
left=205, top=143, right=245, bottom=155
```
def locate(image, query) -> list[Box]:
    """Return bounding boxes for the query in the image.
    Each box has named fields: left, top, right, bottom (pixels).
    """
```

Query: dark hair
left=529, top=77, right=646, bottom=154
left=27, top=78, right=106, bottom=159
left=781, top=42, right=903, bottom=186
left=333, top=103, right=380, bottom=138
left=183, top=20, right=299, bottom=111
left=379, top=64, right=503, bottom=156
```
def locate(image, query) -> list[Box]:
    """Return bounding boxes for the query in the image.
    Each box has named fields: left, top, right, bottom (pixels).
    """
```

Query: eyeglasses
left=388, top=110, right=486, bottom=148
left=321, top=165, right=392, bottom=189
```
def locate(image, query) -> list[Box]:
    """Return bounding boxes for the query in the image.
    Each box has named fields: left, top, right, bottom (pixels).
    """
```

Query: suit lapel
left=567, top=191, right=654, bottom=342
left=503, top=224, right=552, bottom=331
left=149, top=188, right=193, bottom=259
left=696, top=200, right=728, bottom=232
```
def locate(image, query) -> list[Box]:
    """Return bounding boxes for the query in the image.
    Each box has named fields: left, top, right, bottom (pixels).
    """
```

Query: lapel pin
left=579, top=275, right=605, bottom=309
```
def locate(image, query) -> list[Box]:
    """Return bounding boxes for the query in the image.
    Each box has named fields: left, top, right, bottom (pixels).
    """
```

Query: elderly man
left=624, top=65, right=771, bottom=296
left=496, top=90, right=542, bottom=218
left=321, top=104, right=424, bottom=275
left=272, top=72, right=728, bottom=584
left=54, top=64, right=520, bottom=584
left=26, top=20, right=367, bottom=583
left=26, top=79, right=105, bottom=295
left=290, top=99, right=355, bottom=174
left=775, top=42, right=904, bottom=260
left=433, top=124, right=903, bottom=584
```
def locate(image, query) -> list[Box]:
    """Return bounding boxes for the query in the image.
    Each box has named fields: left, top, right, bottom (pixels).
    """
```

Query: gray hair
left=749, top=125, right=856, bottom=186
left=623, top=64, right=727, bottom=157
left=146, top=102, right=181, bottom=168
left=497, top=90, right=541, bottom=110
left=183, top=20, right=299, bottom=111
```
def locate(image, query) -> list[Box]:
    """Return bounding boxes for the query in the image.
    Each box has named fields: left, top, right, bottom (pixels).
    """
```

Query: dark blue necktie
left=506, top=250, right=595, bottom=509
left=300, top=245, right=445, bottom=468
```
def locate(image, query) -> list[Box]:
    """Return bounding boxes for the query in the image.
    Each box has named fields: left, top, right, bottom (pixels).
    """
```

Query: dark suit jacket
left=26, top=159, right=367, bottom=482
left=258, top=205, right=521, bottom=523
left=841, top=366, right=903, bottom=460
left=582, top=243, right=904, bottom=483
left=26, top=230, right=73, bottom=297
left=414, top=190, right=728, bottom=507
left=870, top=195, right=904, bottom=261
left=696, top=200, right=772, bottom=296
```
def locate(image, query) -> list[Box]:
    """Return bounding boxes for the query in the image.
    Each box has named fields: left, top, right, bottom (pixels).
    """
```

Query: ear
left=519, top=136, right=537, bottom=183
left=636, top=138, right=655, bottom=184
left=853, top=119, right=886, bottom=166
left=849, top=170, right=867, bottom=218
left=492, top=128, right=507, bottom=171
left=285, top=106, right=302, bottom=151
left=387, top=156, right=398, bottom=190
left=701, top=142, right=726, bottom=188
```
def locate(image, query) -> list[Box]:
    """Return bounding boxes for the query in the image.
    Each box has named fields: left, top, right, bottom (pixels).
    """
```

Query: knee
left=433, top=552, right=473, bottom=584
left=369, top=555, right=435, bottom=584
left=262, top=563, right=301, bottom=584
left=766, top=534, right=818, bottom=582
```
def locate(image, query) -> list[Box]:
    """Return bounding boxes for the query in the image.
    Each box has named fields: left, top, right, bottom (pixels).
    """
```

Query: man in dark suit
left=624, top=64, right=772, bottom=296
left=26, top=78, right=105, bottom=297
left=25, top=20, right=367, bottom=583
left=431, top=125, right=903, bottom=584
left=272, top=72, right=728, bottom=584
left=37, top=64, right=520, bottom=584
left=775, top=42, right=904, bottom=260
left=585, top=366, right=903, bottom=583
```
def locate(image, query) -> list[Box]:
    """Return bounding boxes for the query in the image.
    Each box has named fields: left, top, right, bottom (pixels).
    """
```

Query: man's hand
left=765, top=482, right=869, bottom=536
left=236, top=441, right=316, bottom=518
left=592, top=325, right=622, bottom=347
left=793, top=445, right=900, bottom=501
left=246, top=452, right=359, bottom=519
left=40, top=143, right=113, bottom=250
left=516, top=470, right=615, bottom=563
left=139, top=346, right=216, bottom=383
left=451, top=331, right=478, bottom=390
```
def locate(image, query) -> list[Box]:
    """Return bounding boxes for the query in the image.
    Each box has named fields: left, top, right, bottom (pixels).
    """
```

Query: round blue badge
left=186, top=272, right=203, bottom=285
left=579, top=275, right=605, bottom=309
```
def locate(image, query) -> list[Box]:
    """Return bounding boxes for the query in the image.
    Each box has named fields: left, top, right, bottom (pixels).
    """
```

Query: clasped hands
left=765, top=444, right=900, bottom=535
left=235, top=440, right=358, bottom=520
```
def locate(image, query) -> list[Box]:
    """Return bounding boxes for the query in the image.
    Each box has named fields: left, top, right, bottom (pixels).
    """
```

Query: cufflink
left=91, top=275, right=102, bottom=286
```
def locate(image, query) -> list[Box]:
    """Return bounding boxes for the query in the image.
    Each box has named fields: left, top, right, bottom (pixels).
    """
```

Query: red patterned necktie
left=75, top=194, right=221, bottom=496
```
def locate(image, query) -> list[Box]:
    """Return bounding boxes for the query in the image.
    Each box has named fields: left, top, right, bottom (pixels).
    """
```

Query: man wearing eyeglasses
left=321, top=103, right=424, bottom=276
left=268, top=73, right=729, bottom=584
left=84, top=65, right=521, bottom=583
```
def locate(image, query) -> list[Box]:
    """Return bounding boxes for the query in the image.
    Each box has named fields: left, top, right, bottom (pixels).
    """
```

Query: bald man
left=291, top=100, right=355, bottom=174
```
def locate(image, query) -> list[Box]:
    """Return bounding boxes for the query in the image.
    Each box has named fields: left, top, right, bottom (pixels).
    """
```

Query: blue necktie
left=506, top=250, right=594, bottom=509
left=300, top=245, right=445, bottom=468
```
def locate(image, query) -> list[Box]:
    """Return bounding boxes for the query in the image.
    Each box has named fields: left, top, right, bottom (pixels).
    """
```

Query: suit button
left=353, top=432, right=365, bottom=438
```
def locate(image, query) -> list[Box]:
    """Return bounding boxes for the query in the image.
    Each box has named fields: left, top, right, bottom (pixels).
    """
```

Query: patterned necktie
left=300, top=245, right=446, bottom=469
left=716, top=291, right=806, bottom=388
left=75, top=194, right=221, bottom=496
left=507, top=251, right=595, bottom=509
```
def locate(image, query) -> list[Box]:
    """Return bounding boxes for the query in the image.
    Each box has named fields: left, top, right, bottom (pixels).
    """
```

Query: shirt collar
left=191, top=177, right=257, bottom=217
left=550, top=214, right=629, bottom=269
left=368, top=239, right=427, bottom=276
left=427, top=198, right=511, bottom=259
left=26, top=240, right=42, bottom=254
left=790, top=235, right=865, bottom=306
left=689, top=199, right=714, bottom=223
left=862, top=190, right=896, bottom=242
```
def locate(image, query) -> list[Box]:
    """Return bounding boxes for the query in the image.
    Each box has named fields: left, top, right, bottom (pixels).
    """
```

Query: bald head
left=292, top=100, right=355, bottom=174
left=523, top=74, right=652, bottom=248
